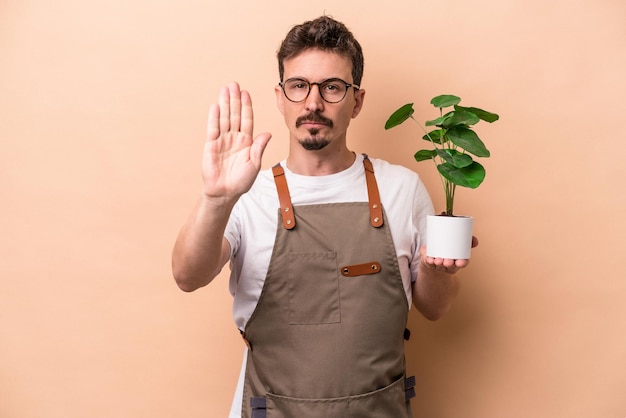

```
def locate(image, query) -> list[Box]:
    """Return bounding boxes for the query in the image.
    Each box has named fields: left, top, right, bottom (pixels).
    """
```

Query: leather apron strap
left=362, top=154, right=384, bottom=228
left=272, top=154, right=383, bottom=230
left=271, top=164, right=296, bottom=230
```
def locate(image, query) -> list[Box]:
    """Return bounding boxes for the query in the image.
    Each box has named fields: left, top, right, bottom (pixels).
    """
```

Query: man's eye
left=324, top=83, right=343, bottom=93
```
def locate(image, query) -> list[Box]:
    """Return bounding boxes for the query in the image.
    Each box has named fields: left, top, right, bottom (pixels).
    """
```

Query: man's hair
left=277, top=16, right=364, bottom=86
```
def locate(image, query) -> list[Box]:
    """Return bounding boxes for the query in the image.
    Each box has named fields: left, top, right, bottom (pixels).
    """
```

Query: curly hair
left=277, top=16, right=364, bottom=86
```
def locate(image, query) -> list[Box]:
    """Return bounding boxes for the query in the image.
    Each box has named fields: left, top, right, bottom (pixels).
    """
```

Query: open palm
left=202, top=82, right=271, bottom=200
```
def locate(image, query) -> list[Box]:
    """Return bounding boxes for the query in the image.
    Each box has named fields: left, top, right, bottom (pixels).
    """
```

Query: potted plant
left=384, top=94, right=499, bottom=259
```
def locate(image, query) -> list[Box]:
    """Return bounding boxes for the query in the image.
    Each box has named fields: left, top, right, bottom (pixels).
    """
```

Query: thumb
left=250, top=132, right=272, bottom=165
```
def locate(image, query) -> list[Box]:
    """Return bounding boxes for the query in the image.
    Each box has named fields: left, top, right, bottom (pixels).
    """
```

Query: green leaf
left=446, top=127, right=491, bottom=157
left=385, top=103, right=414, bottom=129
left=442, top=109, right=480, bottom=128
left=426, top=111, right=454, bottom=127
left=414, top=149, right=437, bottom=162
left=422, top=129, right=445, bottom=144
left=425, top=116, right=445, bottom=126
left=431, top=95, right=461, bottom=108
left=455, top=105, right=499, bottom=123
left=436, top=149, right=473, bottom=168
left=437, top=161, right=486, bottom=188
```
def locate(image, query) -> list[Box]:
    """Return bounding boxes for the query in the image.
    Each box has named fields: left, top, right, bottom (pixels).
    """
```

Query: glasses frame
left=278, top=77, right=360, bottom=104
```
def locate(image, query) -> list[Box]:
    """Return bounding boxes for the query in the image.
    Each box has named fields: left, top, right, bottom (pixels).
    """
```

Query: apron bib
left=241, top=156, right=415, bottom=417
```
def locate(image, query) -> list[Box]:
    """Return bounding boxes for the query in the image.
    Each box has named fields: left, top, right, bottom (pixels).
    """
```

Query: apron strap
left=250, top=397, right=267, bottom=418
left=362, top=154, right=384, bottom=228
left=404, top=328, right=411, bottom=341
left=272, top=155, right=383, bottom=230
left=405, top=375, right=417, bottom=401
left=272, top=164, right=296, bottom=230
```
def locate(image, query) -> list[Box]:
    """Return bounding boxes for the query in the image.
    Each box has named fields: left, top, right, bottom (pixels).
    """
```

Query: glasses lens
left=283, top=79, right=309, bottom=102
left=319, top=79, right=348, bottom=103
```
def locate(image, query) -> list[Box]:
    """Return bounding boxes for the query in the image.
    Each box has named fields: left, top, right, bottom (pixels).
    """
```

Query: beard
left=299, top=130, right=331, bottom=150
left=296, top=112, right=333, bottom=151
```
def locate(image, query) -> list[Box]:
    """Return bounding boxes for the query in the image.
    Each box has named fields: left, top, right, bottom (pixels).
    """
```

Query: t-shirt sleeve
left=224, top=201, right=241, bottom=259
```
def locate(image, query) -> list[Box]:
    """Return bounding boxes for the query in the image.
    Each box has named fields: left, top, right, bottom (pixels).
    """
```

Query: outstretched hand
left=420, top=236, right=479, bottom=274
left=202, top=82, right=271, bottom=201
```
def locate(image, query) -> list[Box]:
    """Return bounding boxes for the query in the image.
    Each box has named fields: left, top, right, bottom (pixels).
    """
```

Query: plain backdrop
left=2, top=0, right=625, bottom=417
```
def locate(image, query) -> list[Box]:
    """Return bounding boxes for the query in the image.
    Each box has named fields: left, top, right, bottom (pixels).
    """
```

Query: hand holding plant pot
left=385, top=95, right=499, bottom=259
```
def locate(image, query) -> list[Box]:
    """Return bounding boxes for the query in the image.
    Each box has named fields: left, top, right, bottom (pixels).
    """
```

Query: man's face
left=275, top=49, right=365, bottom=152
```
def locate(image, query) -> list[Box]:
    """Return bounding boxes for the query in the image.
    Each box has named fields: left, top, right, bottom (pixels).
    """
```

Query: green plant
left=385, top=94, right=499, bottom=216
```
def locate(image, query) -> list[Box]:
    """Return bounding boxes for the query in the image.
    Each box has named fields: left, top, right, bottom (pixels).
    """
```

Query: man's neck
left=286, top=147, right=356, bottom=176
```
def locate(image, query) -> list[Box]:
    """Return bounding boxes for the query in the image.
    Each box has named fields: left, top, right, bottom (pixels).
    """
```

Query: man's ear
left=275, top=85, right=285, bottom=115
left=351, top=88, right=365, bottom=118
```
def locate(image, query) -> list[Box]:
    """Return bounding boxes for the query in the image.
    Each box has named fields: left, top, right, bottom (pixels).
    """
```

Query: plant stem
left=445, top=181, right=456, bottom=216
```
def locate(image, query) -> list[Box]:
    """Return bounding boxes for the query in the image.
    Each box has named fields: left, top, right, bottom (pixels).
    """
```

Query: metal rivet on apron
left=372, top=204, right=378, bottom=209
left=373, top=217, right=380, bottom=223
left=343, top=267, right=349, bottom=274
left=284, top=207, right=290, bottom=212
left=371, top=264, right=378, bottom=271
left=286, top=220, right=292, bottom=225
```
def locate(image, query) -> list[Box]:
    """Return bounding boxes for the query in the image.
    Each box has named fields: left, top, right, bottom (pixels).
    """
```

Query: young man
left=172, top=16, right=473, bottom=418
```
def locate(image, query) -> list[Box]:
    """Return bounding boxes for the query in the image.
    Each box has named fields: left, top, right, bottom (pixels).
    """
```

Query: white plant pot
left=426, top=214, right=474, bottom=260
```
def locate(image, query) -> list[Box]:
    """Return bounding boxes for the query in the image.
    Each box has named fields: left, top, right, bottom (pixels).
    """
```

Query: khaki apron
left=240, top=155, right=415, bottom=418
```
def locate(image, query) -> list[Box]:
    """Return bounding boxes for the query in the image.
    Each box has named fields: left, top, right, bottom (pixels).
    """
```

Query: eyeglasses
left=279, top=77, right=360, bottom=104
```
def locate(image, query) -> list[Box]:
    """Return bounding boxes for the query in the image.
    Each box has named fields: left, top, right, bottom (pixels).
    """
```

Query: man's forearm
left=171, top=195, right=235, bottom=292
left=412, top=263, right=460, bottom=321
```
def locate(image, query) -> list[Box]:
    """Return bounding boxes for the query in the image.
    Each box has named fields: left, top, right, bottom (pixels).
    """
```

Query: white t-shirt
left=223, top=153, right=434, bottom=417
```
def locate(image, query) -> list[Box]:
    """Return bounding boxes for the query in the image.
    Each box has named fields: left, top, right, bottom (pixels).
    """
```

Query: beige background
left=2, top=0, right=625, bottom=417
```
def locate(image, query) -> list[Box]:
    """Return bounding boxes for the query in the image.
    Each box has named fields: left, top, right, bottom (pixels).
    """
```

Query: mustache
left=295, top=113, right=333, bottom=128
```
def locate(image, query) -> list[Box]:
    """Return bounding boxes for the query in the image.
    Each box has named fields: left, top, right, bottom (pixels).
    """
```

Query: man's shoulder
left=368, top=156, right=420, bottom=181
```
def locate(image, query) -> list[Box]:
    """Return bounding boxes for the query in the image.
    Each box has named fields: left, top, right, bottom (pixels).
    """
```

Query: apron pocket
left=288, top=251, right=340, bottom=324
left=264, top=375, right=411, bottom=418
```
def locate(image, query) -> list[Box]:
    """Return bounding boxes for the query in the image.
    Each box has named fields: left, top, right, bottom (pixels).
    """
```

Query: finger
left=436, top=263, right=454, bottom=273
left=250, top=132, right=272, bottom=166
left=229, top=82, right=242, bottom=133
left=240, top=89, right=253, bottom=138
left=441, top=259, right=460, bottom=273
left=455, top=259, right=469, bottom=269
left=442, top=258, right=456, bottom=268
left=206, top=103, right=220, bottom=141
left=218, top=85, right=231, bottom=133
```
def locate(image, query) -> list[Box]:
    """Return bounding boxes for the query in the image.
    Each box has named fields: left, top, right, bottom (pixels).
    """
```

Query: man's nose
left=304, top=84, right=325, bottom=112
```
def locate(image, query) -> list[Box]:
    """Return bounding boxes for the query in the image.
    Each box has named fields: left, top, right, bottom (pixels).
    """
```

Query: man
left=172, top=15, right=473, bottom=418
